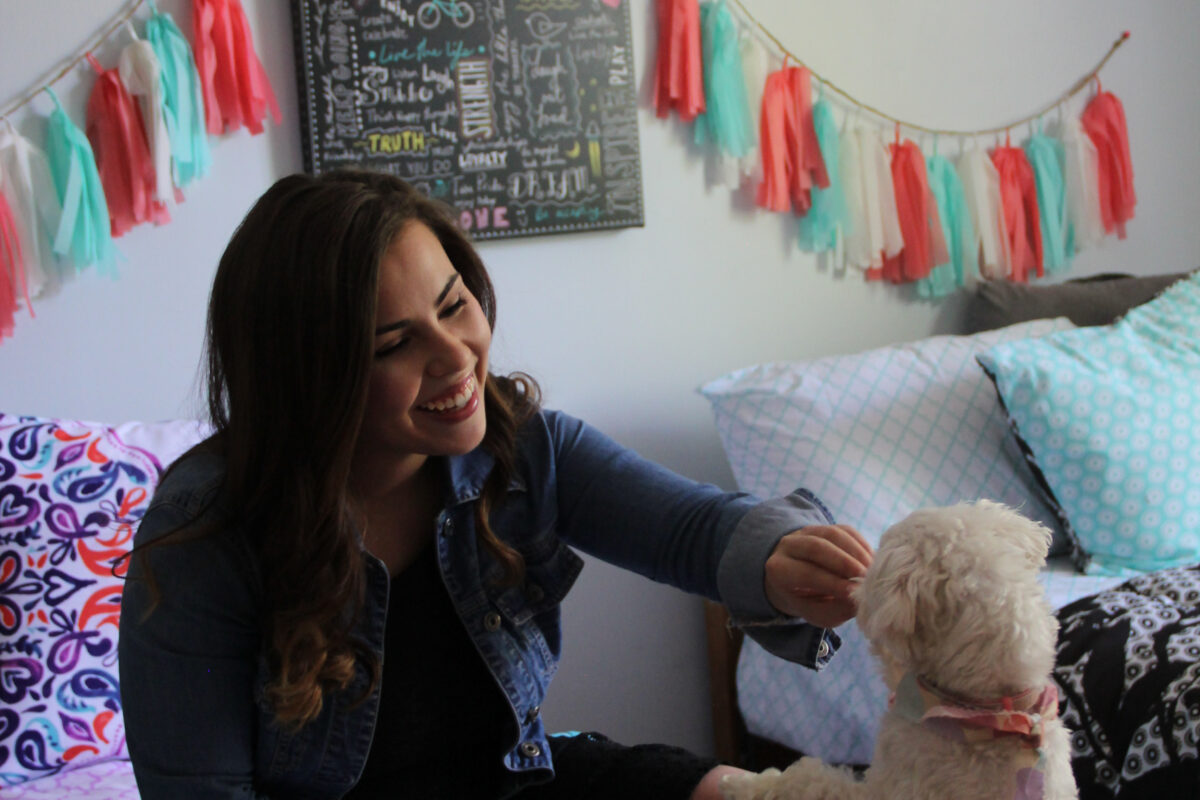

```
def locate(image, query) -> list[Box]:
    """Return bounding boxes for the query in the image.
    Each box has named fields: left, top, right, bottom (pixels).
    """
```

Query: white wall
left=2, top=0, right=1198, bottom=758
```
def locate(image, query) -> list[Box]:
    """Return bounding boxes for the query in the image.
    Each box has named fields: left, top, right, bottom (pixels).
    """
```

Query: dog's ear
left=855, top=540, right=919, bottom=655
left=974, top=500, right=1051, bottom=568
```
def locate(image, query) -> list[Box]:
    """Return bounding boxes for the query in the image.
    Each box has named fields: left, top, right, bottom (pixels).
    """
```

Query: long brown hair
left=144, top=170, right=538, bottom=729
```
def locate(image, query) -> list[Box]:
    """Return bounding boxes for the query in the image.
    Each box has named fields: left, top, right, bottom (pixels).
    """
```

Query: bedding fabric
left=1055, top=564, right=1200, bottom=798
left=0, top=413, right=206, bottom=788
left=978, top=271, right=1200, bottom=575
left=700, top=316, right=1074, bottom=553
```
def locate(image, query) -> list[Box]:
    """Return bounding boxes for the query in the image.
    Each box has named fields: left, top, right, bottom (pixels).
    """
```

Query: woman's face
left=356, top=221, right=491, bottom=469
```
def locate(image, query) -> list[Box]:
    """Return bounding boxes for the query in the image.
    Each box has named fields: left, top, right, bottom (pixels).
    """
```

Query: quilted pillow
left=699, top=317, right=1074, bottom=549
left=978, top=271, right=1200, bottom=575
left=0, top=414, right=207, bottom=788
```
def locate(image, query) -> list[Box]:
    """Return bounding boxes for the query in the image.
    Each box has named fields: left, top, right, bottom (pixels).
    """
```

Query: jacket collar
left=443, top=447, right=527, bottom=506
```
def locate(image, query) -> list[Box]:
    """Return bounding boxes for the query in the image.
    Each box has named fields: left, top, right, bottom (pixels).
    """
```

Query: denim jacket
left=119, top=410, right=838, bottom=799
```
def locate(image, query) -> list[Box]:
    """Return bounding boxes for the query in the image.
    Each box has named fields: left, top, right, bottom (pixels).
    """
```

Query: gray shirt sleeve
left=716, top=489, right=841, bottom=669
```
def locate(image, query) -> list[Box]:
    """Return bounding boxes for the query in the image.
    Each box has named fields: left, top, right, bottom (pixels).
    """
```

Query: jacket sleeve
left=119, top=498, right=274, bottom=799
left=540, top=410, right=838, bottom=669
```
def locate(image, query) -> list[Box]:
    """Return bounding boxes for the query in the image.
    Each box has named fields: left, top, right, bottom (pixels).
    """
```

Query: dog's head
left=854, top=500, right=1057, bottom=698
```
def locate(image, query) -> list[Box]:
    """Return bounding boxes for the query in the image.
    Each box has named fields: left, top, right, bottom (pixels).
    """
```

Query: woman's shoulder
left=136, top=442, right=229, bottom=546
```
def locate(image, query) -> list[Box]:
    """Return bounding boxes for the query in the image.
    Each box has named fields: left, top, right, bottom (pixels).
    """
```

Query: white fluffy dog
left=722, top=501, right=1077, bottom=800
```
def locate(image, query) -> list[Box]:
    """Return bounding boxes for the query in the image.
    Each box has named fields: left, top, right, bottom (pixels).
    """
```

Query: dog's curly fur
left=722, top=501, right=1078, bottom=800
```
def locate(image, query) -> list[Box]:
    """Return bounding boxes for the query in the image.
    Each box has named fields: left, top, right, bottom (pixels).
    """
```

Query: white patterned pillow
left=699, top=318, right=1074, bottom=548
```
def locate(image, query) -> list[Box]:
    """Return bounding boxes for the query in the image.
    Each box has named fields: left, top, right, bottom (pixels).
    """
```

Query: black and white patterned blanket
left=1054, top=564, right=1200, bottom=798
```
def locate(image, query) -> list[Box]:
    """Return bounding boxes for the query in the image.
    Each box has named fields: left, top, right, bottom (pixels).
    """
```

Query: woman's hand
left=764, top=524, right=873, bottom=628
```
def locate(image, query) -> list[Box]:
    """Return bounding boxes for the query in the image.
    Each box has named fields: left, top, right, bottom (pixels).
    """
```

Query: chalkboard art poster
left=290, top=0, right=644, bottom=240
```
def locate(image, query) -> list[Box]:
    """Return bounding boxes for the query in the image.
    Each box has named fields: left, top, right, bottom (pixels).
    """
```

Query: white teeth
left=420, top=376, right=474, bottom=412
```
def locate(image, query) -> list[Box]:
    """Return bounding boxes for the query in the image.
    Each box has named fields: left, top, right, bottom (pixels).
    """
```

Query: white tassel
left=957, top=147, right=1011, bottom=280
left=119, top=26, right=177, bottom=208
left=0, top=121, right=63, bottom=299
left=841, top=128, right=903, bottom=271
left=1058, top=116, right=1106, bottom=252
left=738, top=31, right=769, bottom=185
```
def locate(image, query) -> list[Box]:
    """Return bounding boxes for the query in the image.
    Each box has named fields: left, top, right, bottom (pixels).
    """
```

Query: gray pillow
left=965, top=271, right=1194, bottom=333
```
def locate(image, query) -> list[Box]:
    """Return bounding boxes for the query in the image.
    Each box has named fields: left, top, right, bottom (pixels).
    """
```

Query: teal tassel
left=146, top=0, right=211, bottom=187
left=43, top=89, right=115, bottom=277
left=796, top=98, right=844, bottom=252
left=693, top=0, right=753, bottom=159
left=919, top=153, right=975, bottom=298
left=1023, top=130, right=1071, bottom=274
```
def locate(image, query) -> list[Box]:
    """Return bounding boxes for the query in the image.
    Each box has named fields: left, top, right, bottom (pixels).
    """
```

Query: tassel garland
left=44, top=89, right=116, bottom=276
left=193, top=0, right=282, bottom=135
left=85, top=52, right=170, bottom=237
left=653, top=11, right=1137, bottom=295
left=146, top=1, right=212, bottom=187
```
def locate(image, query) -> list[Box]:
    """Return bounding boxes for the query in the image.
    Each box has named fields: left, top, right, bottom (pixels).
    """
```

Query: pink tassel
left=85, top=53, right=169, bottom=237
left=653, top=0, right=705, bottom=121
left=756, top=69, right=791, bottom=212
left=991, top=140, right=1043, bottom=283
left=756, top=66, right=829, bottom=214
left=0, top=188, right=29, bottom=341
left=193, top=0, right=282, bottom=135
left=873, top=134, right=946, bottom=283
left=1081, top=87, right=1136, bottom=239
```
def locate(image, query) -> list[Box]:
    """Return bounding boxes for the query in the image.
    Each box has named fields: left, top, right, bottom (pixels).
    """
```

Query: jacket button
left=484, top=612, right=502, bottom=631
left=817, top=639, right=830, bottom=659
left=525, top=705, right=540, bottom=723
left=519, top=741, right=541, bottom=758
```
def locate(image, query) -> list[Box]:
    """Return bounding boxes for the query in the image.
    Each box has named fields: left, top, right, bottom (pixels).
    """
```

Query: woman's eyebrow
left=374, top=274, right=460, bottom=335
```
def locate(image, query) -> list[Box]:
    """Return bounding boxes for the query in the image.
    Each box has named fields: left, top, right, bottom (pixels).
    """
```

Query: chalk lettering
left=457, top=59, right=495, bottom=140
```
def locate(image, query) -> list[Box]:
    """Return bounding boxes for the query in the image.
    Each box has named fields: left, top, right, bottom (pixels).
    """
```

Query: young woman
left=118, top=169, right=872, bottom=799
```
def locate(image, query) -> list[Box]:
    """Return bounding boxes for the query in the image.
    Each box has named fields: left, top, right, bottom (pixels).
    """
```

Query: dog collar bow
left=890, top=672, right=1059, bottom=749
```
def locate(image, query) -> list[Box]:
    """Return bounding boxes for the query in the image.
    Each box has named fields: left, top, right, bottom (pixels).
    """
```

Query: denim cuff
left=716, top=488, right=841, bottom=669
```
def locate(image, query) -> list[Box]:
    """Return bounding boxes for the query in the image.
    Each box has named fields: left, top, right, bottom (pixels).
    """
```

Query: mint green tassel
left=797, top=98, right=844, bottom=252
left=43, top=89, right=115, bottom=277
left=1023, top=129, right=1071, bottom=274
left=693, top=0, right=753, bottom=159
left=146, top=0, right=211, bottom=187
left=919, top=153, right=975, bottom=298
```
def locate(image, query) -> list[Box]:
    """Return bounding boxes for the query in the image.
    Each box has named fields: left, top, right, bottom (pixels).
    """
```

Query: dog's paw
left=719, top=767, right=783, bottom=800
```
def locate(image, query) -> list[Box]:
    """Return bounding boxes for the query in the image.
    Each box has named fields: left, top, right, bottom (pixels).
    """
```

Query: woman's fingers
left=764, top=525, right=874, bottom=622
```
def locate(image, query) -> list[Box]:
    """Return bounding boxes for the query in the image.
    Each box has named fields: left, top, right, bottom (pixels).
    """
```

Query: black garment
left=343, top=546, right=719, bottom=799
left=1054, top=564, right=1200, bottom=799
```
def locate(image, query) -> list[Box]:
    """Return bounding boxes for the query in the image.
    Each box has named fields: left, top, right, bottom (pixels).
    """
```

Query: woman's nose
left=427, top=330, right=472, bottom=377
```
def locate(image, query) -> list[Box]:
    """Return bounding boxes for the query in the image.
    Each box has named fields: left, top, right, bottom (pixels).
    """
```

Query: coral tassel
left=85, top=53, right=170, bottom=237
left=875, top=136, right=946, bottom=284
left=194, top=0, right=282, bottom=135
left=991, top=143, right=1043, bottom=283
left=1081, top=90, right=1136, bottom=239
left=0, top=188, right=28, bottom=341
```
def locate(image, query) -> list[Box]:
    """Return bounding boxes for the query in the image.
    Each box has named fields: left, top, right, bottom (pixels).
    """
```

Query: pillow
left=964, top=270, right=1193, bottom=334
left=0, top=414, right=207, bottom=788
left=977, top=272, right=1200, bottom=576
left=699, top=317, right=1074, bottom=550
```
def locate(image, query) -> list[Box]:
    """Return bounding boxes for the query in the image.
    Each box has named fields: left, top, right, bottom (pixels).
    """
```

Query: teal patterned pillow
left=978, top=272, right=1200, bottom=575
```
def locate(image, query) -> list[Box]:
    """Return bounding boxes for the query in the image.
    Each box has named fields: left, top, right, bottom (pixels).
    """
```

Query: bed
left=700, top=270, right=1200, bottom=798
